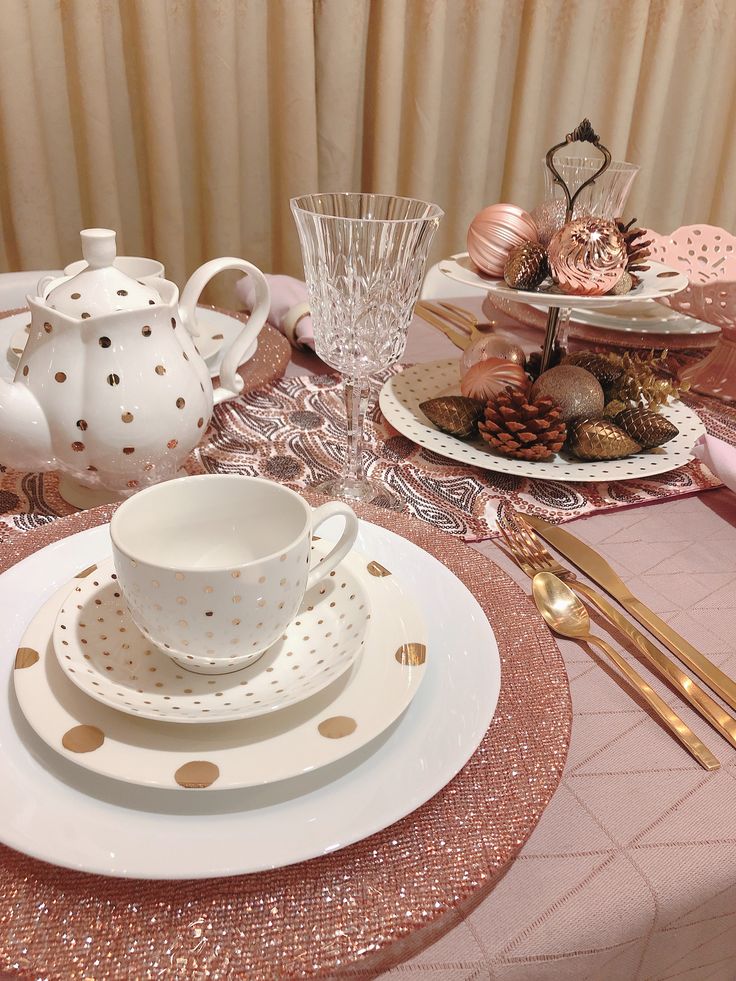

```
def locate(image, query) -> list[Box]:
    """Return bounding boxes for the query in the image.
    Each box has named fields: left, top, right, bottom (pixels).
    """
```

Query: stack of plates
left=4, top=515, right=501, bottom=879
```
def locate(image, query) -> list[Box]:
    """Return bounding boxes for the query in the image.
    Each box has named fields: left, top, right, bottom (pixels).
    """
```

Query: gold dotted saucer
left=53, top=547, right=371, bottom=724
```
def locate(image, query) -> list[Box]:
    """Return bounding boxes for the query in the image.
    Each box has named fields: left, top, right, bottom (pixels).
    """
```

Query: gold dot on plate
left=71, top=441, right=85, bottom=452
left=76, top=419, right=88, bottom=431
left=155, top=364, right=166, bottom=375
left=62, top=725, right=104, bottom=753
left=107, top=372, right=120, bottom=386
left=142, top=325, right=152, bottom=337
left=123, top=446, right=135, bottom=455
left=231, top=571, right=240, bottom=579
left=174, top=760, right=220, bottom=790
left=177, top=596, right=187, bottom=605
left=318, top=716, right=357, bottom=739
left=14, top=647, right=39, bottom=669
left=205, top=611, right=213, bottom=617
left=43, top=321, right=53, bottom=333
left=117, top=289, right=128, bottom=296
left=175, top=572, right=185, bottom=581
left=122, top=411, right=134, bottom=423
left=71, top=292, right=81, bottom=300
left=22, top=365, right=29, bottom=376
left=367, top=560, right=391, bottom=577
left=395, top=642, right=427, bottom=666
left=167, top=438, right=178, bottom=449
left=81, top=312, right=91, bottom=319
left=232, top=595, right=241, bottom=604
left=55, top=371, right=66, bottom=383
left=176, top=397, right=185, bottom=409
left=98, top=336, right=111, bottom=348
left=197, top=417, right=204, bottom=428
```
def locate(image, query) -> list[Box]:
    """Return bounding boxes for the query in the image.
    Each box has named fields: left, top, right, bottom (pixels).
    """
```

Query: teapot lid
left=44, top=229, right=162, bottom=318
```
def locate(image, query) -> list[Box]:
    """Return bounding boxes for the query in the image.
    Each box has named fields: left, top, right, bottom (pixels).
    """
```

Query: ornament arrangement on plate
left=420, top=341, right=686, bottom=463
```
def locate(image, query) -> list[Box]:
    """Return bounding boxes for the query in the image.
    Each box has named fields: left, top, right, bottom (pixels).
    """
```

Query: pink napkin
left=236, top=274, right=314, bottom=350
left=693, top=434, right=736, bottom=492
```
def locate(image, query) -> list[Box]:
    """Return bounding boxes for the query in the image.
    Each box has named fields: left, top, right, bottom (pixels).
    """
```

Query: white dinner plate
left=439, top=253, right=689, bottom=308
left=1, top=307, right=254, bottom=381
left=528, top=301, right=719, bottom=337
left=0, top=517, right=500, bottom=878
left=379, top=359, right=705, bottom=483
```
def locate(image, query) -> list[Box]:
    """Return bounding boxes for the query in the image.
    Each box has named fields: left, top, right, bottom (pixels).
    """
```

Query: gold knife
left=525, top=515, right=736, bottom=713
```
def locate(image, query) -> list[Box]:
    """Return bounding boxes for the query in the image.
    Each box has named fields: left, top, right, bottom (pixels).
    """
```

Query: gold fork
left=500, top=512, right=736, bottom=751
left=415, top=301, right=490, bottom=350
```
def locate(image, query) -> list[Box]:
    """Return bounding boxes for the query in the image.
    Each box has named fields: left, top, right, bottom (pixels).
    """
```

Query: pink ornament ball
left=460, top=357, right=530, bottom=402
left=460, top=335, right=526, bottom=374
left=467, top=204, right=539, bottom=278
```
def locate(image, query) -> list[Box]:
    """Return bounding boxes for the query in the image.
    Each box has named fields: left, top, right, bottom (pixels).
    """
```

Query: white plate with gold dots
left=3, top=517, right=497, bottom=877
left=15, top=539, right=427, bottom=791
left=53, top=542, right=375, bottom=724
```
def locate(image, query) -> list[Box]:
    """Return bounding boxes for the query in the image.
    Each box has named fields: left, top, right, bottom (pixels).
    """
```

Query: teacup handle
left=307, top=502, right=359, bottom=592
left=179, top=258, right=271, bottom=404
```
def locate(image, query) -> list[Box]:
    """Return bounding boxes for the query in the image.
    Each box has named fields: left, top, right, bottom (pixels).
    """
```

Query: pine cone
left=564, top=352, right=624, bottom=390
left=479, top=388, right=567, bottom=461
left=614, top=407, right=678, bottom=449
left=420, top=396, right=483, bottom=440
left=615, top=217, right=653, bottom=286
left=567, top=417, right=641, bottom=460
left=504, top=242, right=549, bottom=290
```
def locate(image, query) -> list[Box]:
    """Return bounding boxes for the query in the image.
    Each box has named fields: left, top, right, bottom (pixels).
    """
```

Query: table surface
left=2, top=283, right=736, bottom=980
left=290, top=303, right=736, bottom=981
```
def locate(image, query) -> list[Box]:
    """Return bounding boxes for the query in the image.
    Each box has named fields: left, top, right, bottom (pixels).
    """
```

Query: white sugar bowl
left=0, top=228, right=270, bottom=508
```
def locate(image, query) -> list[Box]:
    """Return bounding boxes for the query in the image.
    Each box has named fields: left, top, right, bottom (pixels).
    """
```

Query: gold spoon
left=531, top=572, right=719, bottom=771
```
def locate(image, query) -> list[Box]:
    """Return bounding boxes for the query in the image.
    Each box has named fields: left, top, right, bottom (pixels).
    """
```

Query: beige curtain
left=1, top=0, right=734, bottom=299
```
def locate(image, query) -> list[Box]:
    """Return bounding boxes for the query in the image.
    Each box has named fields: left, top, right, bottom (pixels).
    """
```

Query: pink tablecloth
left=325, top=306, right=736, bottom=980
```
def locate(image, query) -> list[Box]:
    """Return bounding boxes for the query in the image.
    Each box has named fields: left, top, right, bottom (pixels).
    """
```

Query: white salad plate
left=379, top=359, right=705, bottom=483
left=1, top=306, right=251, bottom=381
left=439, top=253, right=689, bottom=308
left=51, top=542, right=386, bottom=723
left=1, top=517, right=500, bottom=879
left=16, top=550, right=425, bottom=790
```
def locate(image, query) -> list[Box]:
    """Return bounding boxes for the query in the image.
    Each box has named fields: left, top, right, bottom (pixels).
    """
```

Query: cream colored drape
left=1, top=0, right=735, bottom=301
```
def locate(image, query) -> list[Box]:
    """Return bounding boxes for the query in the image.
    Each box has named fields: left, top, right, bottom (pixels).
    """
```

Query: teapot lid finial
left=80, top=228, right=117, bottom=269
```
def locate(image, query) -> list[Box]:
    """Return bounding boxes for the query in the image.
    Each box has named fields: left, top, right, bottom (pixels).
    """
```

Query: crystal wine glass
left=291, top=192, right=443, bottom=505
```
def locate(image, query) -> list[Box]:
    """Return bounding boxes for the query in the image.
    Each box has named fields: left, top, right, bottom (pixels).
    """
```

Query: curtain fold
left=0, top=0, right=733, bottom=295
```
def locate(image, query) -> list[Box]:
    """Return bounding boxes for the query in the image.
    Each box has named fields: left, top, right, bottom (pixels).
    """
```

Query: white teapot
left=0, top=228, right=270, bottom=508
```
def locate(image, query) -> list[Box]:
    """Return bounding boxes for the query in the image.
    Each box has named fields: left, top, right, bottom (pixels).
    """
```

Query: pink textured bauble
left=467, top=204, right=539, bottom=278
left=547, top=217, right=626, bottom=296
left=460, top=358, right=530, bottom=402
left=461, top=335, right=526, bottom=373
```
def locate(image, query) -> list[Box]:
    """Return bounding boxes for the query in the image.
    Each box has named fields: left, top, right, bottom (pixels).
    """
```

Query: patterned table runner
left=0, top=368, right=729, bottom=544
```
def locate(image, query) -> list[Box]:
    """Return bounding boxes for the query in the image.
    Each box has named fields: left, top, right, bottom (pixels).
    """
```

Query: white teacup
left=110, top=475, right=359, bottom=675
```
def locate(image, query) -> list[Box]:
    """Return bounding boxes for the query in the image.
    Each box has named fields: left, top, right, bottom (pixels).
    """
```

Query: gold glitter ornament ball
left=548, top=217, right=627, bottom=296
left=467, top=203, right=539, bottom=277
left=530, top=365, right=604, bottom=422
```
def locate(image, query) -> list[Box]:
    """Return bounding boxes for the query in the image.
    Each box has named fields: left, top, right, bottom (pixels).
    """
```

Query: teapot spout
left=0, top=377, right=56, bottom=471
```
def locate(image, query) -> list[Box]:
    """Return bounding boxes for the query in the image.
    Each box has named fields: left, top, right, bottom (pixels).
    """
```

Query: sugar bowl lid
left=44, top=229, right=161, bottom=319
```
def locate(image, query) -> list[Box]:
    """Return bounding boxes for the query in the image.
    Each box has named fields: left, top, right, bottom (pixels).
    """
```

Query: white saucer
left=2, top=307, right=253, bottom=381
left=52, top=544, right=379, bottom=723
left=2, top=518, right=499, bottom=878
left=16, top=552, right=426, bottom=790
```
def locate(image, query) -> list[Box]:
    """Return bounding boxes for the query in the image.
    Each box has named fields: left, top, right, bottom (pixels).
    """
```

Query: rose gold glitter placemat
left=0, top=497, right=570, bottom=981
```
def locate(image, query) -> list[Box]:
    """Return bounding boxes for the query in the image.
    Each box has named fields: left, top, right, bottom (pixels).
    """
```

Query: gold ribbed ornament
left=503, top=242, right=549, bottom=290
left=420, top=396, right=484, bottom=440
left=568, top=418, right=642, bottom=461
left=614, top=407, right=679, bottom=449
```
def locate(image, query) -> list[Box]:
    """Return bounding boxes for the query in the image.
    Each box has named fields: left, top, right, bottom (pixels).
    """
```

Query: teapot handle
left=179, top=258, right=271, bottom=403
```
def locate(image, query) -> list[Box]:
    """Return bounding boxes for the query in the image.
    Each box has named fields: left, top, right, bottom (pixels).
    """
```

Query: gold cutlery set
left=500, top=512, right=735, bottom=771
left=414, top=300, right=493, bottom=349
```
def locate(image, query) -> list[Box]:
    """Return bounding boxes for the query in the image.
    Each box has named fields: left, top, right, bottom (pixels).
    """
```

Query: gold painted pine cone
left=504, top=242, right=549, bottom=290
left=614, top=407, right=679, bottom=449
left=420, top=395, right=484, bottom=440
left=479, top=388, right=567, bottom=461
left=567, top=417, right=642, bottom=461
left=563, top=352, right=625, bottom=390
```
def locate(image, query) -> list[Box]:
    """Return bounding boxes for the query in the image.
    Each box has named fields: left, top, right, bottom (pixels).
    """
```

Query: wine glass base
left=314, top=476, right=404, bottom=511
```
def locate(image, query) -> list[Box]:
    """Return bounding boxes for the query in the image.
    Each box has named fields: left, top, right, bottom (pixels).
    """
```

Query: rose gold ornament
left=467, top=204, right=539, bottom=278
left=460, top=357, right=530, bottom=402
left=460, top=335, right=526, bottom=373
left=547, top=217, right=626, bottom=296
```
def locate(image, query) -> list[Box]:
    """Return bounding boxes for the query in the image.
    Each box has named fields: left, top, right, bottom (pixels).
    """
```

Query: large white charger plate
left=528, top=300, right=719, bottom=337
left=1, top=306, right=252, bottom=381
left=0, top=516, right=500, bottom=879
left=439, top=253, right=689, bottom=308
left=16, top=553, right=425, bottom=789
left=51, top=545, right=378, bottom=724
left=379, top=359, right=705, bottom=482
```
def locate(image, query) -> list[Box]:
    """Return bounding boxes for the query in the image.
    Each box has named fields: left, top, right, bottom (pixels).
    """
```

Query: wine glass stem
left=343, top=377, right=368, bottom=483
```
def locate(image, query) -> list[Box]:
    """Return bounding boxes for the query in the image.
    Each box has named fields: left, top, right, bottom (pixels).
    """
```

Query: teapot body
left=21, top=281, right=213, bottom=496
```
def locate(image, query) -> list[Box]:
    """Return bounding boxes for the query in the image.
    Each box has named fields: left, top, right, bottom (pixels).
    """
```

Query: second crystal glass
left=291, top=192, right=443, bottom=505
